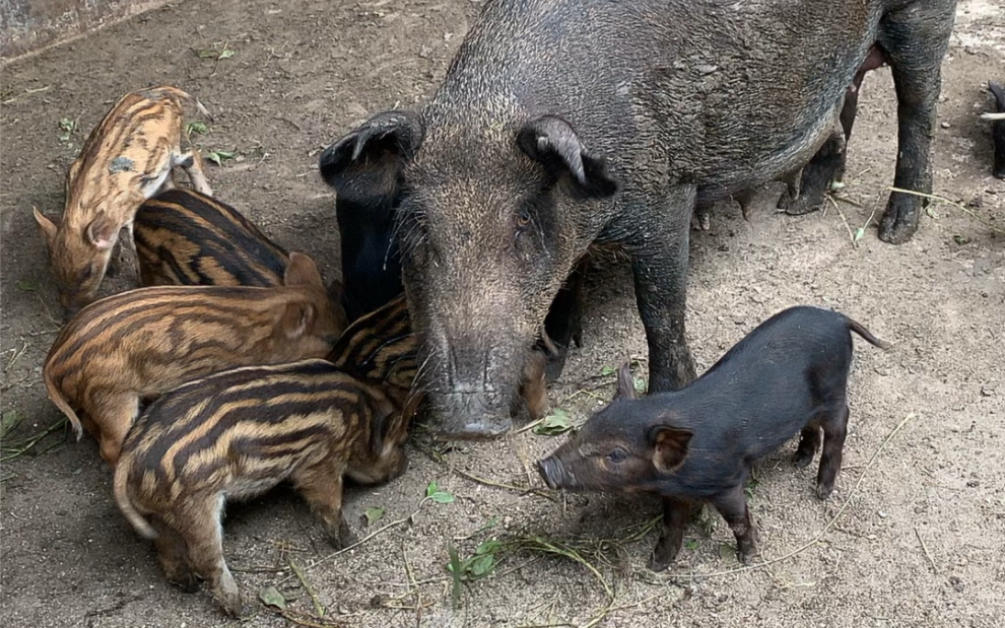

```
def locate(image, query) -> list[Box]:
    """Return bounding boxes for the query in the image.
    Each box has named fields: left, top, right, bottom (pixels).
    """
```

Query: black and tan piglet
left=537, top=306, right=888, bottom=571
left=114, top=358, right=414, bottom=617
left=134, top=188, right=291, bottom=287
left=42, top=252, right=344, bottom=466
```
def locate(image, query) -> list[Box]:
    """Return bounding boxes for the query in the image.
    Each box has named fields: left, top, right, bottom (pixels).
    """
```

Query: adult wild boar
left=320, top=0, right=956, bottom=440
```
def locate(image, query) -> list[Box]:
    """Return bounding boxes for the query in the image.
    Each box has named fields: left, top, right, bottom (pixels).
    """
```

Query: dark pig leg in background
left=711, top=484, right=758, bottom=563
left=780, top=46, right=883, bottom=216
left=877, top=3, right=956, bottom=244
left=649, top=495, right=693, bottom=572
left=816, top=403, right=850, bottom=499
left=793, top=423, right=822, bottom=468
left=625, top=187, right=698, bottom=393
left=539, top=257, right=589, bottom=382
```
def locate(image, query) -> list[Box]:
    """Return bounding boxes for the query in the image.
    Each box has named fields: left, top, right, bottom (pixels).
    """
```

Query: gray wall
left=1, top=0, right=167, bottom=60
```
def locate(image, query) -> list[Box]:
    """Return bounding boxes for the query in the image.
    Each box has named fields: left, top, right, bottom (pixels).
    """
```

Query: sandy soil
left=1, top=1, right=1003, bottom=627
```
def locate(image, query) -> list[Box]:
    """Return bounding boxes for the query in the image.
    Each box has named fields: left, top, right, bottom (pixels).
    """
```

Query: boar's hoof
left=816, top=482, right=835, bottom=501
left=878, top=196, right=920, bottom=245
left=646, top=544, right=676, bottom=573
left=778, top=192, right=823, bottom=217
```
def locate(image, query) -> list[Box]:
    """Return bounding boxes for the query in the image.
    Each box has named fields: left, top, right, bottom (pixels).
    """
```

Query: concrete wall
left=1, top=0, right=167, bottom=61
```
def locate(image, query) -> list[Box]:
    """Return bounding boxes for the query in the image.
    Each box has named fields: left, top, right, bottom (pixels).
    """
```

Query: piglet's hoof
left=647, top=539, right=678, bottom=573
left=816, top=482, right=835, bottom=501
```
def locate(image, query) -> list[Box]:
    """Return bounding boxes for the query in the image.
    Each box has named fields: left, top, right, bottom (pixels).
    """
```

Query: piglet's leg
left=174, top=495, right=249, bottom=617
left=648, top=496, right=691, bottom=572
left=91, top=393, right=140, bottom=467
left=793, top=422, right=822, bottom=468
left=151, top=519, right=199, bottom=593
left=817, top=403, right=850, bottom=499
left=175, top=149, right=213, bottom=197
left=711, top=485, right=757, bottom=563
left=295, top=461, right=357, bottom=549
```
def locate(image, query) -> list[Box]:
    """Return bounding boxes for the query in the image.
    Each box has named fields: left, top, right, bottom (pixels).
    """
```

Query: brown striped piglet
left=328, top=294, right=550, bottom=422
left=538, top=306, right=888, bottom=571
left=114, top=357, right=417, bottom=617
left=42, top=252, right=344, bottom=466
left=134, top=188, right=291, bottom=288
left=33, top=86, right=213, bottom=317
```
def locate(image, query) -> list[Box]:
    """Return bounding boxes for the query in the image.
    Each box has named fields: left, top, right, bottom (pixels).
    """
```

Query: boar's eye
left=516, top=209, right=531, bottom=230
left=606, top=448, right=628, bottom=464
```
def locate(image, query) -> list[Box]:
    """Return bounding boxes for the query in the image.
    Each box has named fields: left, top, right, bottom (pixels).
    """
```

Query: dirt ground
left=2, top=1, right=1004, bottom=627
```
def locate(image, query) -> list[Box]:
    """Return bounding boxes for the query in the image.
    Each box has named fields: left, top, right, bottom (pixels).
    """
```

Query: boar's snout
left=537, top=456, right=571, bottom=490
left=430, top=392, right=513, bottom=440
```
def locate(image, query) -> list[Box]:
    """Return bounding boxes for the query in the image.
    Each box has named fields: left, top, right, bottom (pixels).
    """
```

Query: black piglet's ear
left=517, top=115, right=619, bottom=200
left=613, top=361, right=637, bottom=401
left=318, top=111, right=425, bottom=195
left=648, top=426, right=693, bottom=473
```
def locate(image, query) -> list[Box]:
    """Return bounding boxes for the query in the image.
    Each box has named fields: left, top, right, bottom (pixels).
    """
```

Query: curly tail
left=845, top=317, right=890, bottom=350
left=42, top=369, right=84, bottom=441
left=113, top=460, right=157, bottom=540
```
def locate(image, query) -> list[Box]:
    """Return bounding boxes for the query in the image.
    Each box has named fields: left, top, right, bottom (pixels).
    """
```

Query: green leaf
left=719, top=543, right=736, bottom=561
left=15, top=280, right=37, bottom=292
left=205, top=150, right=235, bottom=166
left=195, top=47, right=218, bottom=59
left=259, top=585, right=286, bottom=609
left=57, top=118, right=75, bottom=142
left=186, top=121, right=208, bottom=137
left=854, top=227, right=865, bottom=242
left=364, top=506, right=385, bottom=527
left=1, top=411, right=21, bottom=439
left=469, top=553, right=495, bottom=577
left=633, top=376, right=647, bottom=394
left=425, top=481, right=438, bottom=497
left=447, top=544, right=463, bottom=609
left=218, top=48, right=235, bottom=60
left=533, top=408, right=572, bottom=436
left=685, top=539, right=699, bottom=551
left=600, top=365, right=615, bottom=376
left=429, top=491, right=455, bottom=504
left=474, top=539, right=501, bottom=556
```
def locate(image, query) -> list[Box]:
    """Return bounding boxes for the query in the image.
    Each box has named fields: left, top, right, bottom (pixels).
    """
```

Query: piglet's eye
left=606, top=448, right=627, bottom=464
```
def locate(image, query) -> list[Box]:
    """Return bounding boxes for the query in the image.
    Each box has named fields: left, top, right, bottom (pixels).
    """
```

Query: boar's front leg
left=649, top=496, right=692, bottom=572
left=624, top=186, right=698, bottom=392
left=876, top=2, right=955, bottom=244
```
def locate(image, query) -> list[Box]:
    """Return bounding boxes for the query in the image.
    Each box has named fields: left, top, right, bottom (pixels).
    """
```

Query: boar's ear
left=613, top=362, right=637, bottom=401
left=85, top=213, right=118, bottom=250
left=283, top=252, right=325, bottom=289
left=648, top=426, right=693, bottom=473
left=319, top=111, right=424, bottom=196
left=33, top=207, right=58, bottom=245
left=517, top=115, right=619, bottom=200
left=281, top=301, right=315, bottom=339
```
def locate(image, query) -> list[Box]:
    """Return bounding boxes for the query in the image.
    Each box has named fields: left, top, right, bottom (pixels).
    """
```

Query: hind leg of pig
left=175, top=150, right=213, bottom=197
left=151, top=519, right=199, bottom=593
left=174, top=497, right=247, bottom=617
left=816, top=404, right=849, bottom=499
left=876, top=3, right=955, bottom=244
left=711, top=486, right=757, bottom=563
left=778, top=133, right=845, bottom=216
left=91, top=393, right=140, bottom=466
left=793, top=423, right=822, bottom=468
left=625, top=187, right=699, bottom=393
left=648, top=496, right=692, bottom=572
left=295, top=466, right=357, bottom=549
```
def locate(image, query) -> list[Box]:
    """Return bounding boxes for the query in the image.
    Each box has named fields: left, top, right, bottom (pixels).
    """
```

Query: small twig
left=915, top=527, right=938, bottom=574
left=275, top=504, right=423, bottom=585
left=400, top=540, right=423, bottom=627
left=1, top=418, right=68, bottom=462
left=418, top=443, right=558, bottom=502
left=890, top=186, right=1005, bottom=236
left=1, top=85, right=52, bottom=104
left=289, top=558, right=326, bottom=618
left=827, top=195, right=857, bottom=247
left=272, top=607, right=343, bottom=628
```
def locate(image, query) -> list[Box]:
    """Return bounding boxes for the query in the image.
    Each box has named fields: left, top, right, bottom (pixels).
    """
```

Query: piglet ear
left=85, top=213, right=118, bottom=250
left=319, top=110, right=424, bottom=197
left=649, top=426, right=693, bottom=473
left=613, top=362, right=637, bottom=401
left=33, top=207, right=58, bottom=245
left=281, top=301, right=314, bottom=339
left=517, top=115, right=619, bottom=200
left=283, top=251, right=325, bottom=289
